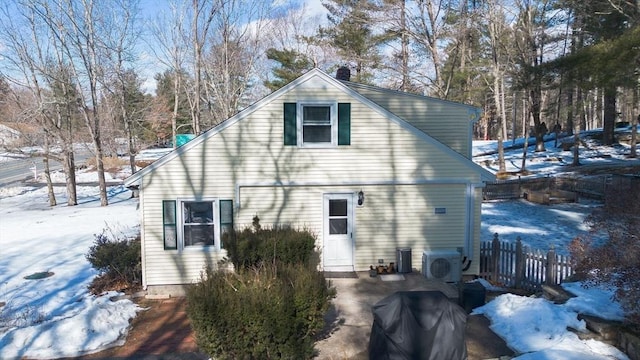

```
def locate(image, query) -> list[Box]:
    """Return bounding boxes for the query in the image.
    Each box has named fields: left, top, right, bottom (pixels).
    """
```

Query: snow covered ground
left=481, top=198, right=604, bottom=255
left=0, top=136, right=635, bottom=359
left=0, top=179, right=140, bottom=359
left=473, top=136, right=635, bottom=360
left=474, top=281, right=627, bottom=360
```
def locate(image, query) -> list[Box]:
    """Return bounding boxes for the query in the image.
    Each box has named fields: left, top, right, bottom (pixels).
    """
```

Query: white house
left=124, top=68, right=495, bottom=296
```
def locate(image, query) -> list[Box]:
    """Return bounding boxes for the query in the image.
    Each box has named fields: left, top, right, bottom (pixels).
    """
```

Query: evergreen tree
left=511, top=0, right=561, bottom=152
left=554, top=0, right=640, bottom=145
left=104, top=68, right=147, bottom=172
left=441, top=0, right=486, bottom=105
left=264, top=48, right=314, bottom=92
left=320, top=0, right=382, bottom=83
left=154, top=69, right=193, bottom=136
left=377, top=0, right=416, bottom=92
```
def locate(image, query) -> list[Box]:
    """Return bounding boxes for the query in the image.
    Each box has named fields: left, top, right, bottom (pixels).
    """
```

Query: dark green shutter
left=283, top=103, right=297, bottom=145
left=162, top=200, right=177, bottom=250
left=338, top=103, right=351, bottom=145
left=220, top=200, right=234, bottom=249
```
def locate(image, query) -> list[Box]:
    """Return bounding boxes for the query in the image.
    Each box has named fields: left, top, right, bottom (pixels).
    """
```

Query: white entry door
left=323, top=194, right=354, bottom=271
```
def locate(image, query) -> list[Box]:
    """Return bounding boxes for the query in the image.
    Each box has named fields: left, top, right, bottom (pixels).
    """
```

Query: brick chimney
left=336, top=66, right=351, bottom=81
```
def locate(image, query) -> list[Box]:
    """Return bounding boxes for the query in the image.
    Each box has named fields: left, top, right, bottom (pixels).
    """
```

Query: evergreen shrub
left=187, top=219, right=334, bottom=359
left=186, top=262, right=334, bottom=359
left=86, top=228, right=141, bottom=294
left=224, top=216, right=316, bottom=269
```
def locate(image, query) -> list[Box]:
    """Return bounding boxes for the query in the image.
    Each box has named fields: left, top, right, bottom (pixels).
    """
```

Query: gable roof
left=343, top=81, right=483, bottom=122
left=124, top=68, right=494, bottom=186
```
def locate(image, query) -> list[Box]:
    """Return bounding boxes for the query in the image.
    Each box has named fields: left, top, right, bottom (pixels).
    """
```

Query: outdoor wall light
left=357, top=190, right=365, bottom=206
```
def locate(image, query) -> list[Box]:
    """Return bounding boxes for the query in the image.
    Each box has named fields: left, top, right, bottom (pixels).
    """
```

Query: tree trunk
left=494, top=74, right=506, bottom=174
left=566, top=87, right=574, bottom=136
left=172, top=73, right=180, bottom=149
left=521, top=121, right=529, bottom=171
left=500, top=77, right=508, bottom=143
left=192, top=0, right=202, bottom=135
left=43, top=135, right=57, bottom=207
left=60, top=83, right=78, bottom=206
left=93, top=133, right=109, bottom=207
left=63, top=148, right=78, bottom=206
left=572, top=87, right=583, bottom=166
left=630, top=86, right=639, bottom=158
left=603, top=87, right=616, bottom=145
left=521, top=98, right=529, bottom=171
left=400, top=0, right=409, bottom=92
left=120, top=100, right=136, bottom=174
left=529, top=87, right=546, bottom=152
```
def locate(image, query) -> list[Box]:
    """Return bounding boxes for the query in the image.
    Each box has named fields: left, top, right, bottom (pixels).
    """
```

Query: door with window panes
left=323, top=194, right=354, bottom=271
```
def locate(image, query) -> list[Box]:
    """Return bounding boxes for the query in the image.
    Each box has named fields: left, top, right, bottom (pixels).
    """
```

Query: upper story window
left=300, top=103, right=336, bottom=146
left=284, top=102, right=351, bottom=147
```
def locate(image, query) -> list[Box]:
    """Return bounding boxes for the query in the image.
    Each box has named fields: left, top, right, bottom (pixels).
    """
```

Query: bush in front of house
left=86, top=227, right=141, bottom=294
left=224, top=216, right=316, bottom=269
left=186, top=262, right=334, bottom=359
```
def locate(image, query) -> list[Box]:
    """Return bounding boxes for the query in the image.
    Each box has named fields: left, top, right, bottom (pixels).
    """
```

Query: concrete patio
left=314, top=271, right=514, bottom=360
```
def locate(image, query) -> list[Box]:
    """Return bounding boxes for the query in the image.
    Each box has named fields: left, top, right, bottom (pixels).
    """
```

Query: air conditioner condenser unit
left=422, top=250, right=462, bottom=283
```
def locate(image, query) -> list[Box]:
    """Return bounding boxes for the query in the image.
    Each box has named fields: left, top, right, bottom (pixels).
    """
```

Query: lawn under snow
left=0, top=134, right=635, bottom=359
left=0, top=181, right=140, bottom=359
left=473, top=135, right=633, bottom=360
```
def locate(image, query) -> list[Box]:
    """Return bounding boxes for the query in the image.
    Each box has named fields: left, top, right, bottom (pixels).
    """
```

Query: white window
left=181, top=201, right=215, bottom=247
left=298, top=102, right=337, bottom=146
left=163, top=199, right=233, bottom=251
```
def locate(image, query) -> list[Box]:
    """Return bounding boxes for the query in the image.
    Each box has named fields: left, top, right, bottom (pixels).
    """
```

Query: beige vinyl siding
left=236, top=186, right=326, bottom=234
left=141, top=199, right=229, bottom=286
left=346, top=83, right=474, bottom=157
left=354, top=184, right=468, bottom=271
left=141, top=86, right=480, bottom=193
left=237, top=183, right=471, bottom=272
left=138, top=74, right=483, bottom=285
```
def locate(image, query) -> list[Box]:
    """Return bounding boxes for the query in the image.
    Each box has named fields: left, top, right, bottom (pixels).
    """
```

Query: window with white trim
left=298, top=102, right=337, bottom=146
left=182, top=201, right=215, bottom=247
left=284, top=102, right=350, bottom=147
left=162, top=199, right=233, bottom=251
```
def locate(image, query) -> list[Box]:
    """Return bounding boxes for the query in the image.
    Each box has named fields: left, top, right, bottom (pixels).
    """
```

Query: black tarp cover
left=368, top=291, right=468, bottom=360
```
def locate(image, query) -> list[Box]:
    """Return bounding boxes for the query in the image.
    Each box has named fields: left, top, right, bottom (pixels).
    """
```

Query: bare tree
left=32, top=0, right=141, bottom=206
left=201, top=0, right=272, bottom=126
left=266, top=2, right=329, bottom=64
left=512, top=0, right=560, bottom=153
left=149, top=0, right=190, bottom=148
left=102, top=70, right=146, bottom=173
left=189, top=0, right=225, bottom=135
left=483, top=0, right=511, bottom=174
left=260, top=2, right=334, bottom=90
left=377, top=0, right=414, bottom=92
left=0, top=2, right=81, bottom=205
left=100, top=0, right=142, bottom=173
left=405, top=0, right=451, bottom=97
